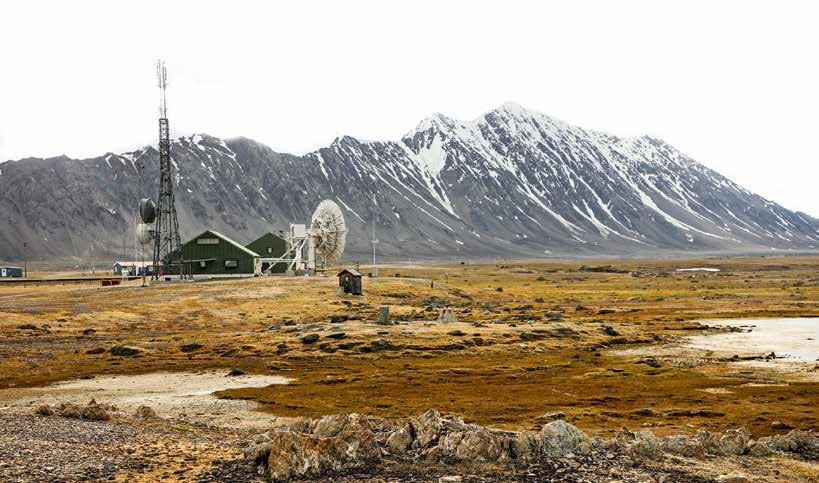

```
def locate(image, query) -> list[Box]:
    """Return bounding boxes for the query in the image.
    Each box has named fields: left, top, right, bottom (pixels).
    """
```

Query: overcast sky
left=1, top=1, right=816, bottom=216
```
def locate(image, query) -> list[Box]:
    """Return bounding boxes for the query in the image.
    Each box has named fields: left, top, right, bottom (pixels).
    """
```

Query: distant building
left=0, top=266, right=23, bottom=278
left=246, top=232, right=288, bottom=273
left=179, top=230, right=261, bottom=278
left=113, top=261, right=154, bottom=276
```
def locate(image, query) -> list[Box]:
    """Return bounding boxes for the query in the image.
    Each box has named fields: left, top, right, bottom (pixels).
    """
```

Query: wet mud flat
left=0, top=370, right=290, bottom=429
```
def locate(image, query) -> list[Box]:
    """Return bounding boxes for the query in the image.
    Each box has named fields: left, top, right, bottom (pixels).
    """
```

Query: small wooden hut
left=337, top=268, right=362, bottom=295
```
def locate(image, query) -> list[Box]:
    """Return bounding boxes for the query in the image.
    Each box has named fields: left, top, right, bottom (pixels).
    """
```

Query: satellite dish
left=136, top=223, right=154, bottom=245
left=139, top=198, right=157, bottom=224
left=309, top=200, right=347, bottom=267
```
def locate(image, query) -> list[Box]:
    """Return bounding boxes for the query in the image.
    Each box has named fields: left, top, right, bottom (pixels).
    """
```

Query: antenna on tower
left=152, top=59, right=183, bottom=280
left=157, top=60, right=168, bottom=118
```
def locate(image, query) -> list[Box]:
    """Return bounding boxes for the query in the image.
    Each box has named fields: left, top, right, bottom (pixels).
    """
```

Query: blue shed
left=0, top=266, right=23, bottom=278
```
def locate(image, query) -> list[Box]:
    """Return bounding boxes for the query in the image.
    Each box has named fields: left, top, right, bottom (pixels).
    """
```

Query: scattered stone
left=301, top=334, right=320, bottom=344
left=438, top=307, right=458, bottom=323
left=637, top=357, right=661, bottom=368
left=448, top=330, right=466, bottom=337
left=180, top=343, right=203, bottom=352
left=86, top=347, right=106, bottom=355
left=17, top=324, right=37, bottom=330
left=367, top=339, right=393, bottom=351
left=134, top=405, right=157, bottom=419
left=109, top=345, right=141, bottom=357
left=226, top=368, right=246, bottom=377
left=327, top=332, right=346, bottom=339
left=602, top=325, right=620, bottom=336
left=536, top=411, right=566, bottom=423
left=378, top=305, right=391, bottom=325
left=579, top=265, right=626, bottom=273
left=82, top=328, right=96, bottom=336
left=771, top=421, right=794, bottom=430
left=329, top=315, right=348, bottom=324
left=35, top=405, right=54, bottom=416
left=716, top=474, right=749, bottom=483
left=520, top=332, right=546, bottom=341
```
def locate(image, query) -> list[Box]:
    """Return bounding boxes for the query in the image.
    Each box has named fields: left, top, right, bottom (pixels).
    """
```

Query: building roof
left=337, top=268, right=362, bottom=277
left=248, top=231, right=287, bottom=244
left=114, top=261, right=153, bottom=267
left=0, top=266, right=22, bottom=270
left=195, top=230, right=261, bottom=258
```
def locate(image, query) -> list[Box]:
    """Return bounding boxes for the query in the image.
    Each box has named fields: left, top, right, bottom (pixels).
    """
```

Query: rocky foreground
left=245, top=410, right=818, bottom=482
left=0, top=401, right=815, bottom=482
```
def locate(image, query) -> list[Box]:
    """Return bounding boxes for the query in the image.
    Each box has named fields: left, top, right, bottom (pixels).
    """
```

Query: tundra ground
left=0, top=256, right=817, bottom=481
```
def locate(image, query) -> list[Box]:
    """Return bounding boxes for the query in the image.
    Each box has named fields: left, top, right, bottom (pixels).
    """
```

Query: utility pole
left=371, top=195, right=378, bottom=278
left=23, top=241, right=27, bottom=278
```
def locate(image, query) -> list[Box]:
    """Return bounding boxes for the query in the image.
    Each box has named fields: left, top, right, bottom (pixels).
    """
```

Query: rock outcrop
left=245, top=410, right=819, bottom=481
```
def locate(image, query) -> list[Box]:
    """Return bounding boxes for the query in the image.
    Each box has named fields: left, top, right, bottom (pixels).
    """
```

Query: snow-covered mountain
left=1, top=103, right=817, bottom=262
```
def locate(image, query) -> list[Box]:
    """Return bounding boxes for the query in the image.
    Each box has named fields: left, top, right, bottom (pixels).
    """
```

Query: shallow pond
left=687, top=318, right=819, bottom=361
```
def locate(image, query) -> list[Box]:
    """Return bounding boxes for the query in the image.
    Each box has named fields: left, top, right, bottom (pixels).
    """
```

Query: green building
left=179, top=230, right=261, bottom=277
left=246, top=232, right=288, bottom=273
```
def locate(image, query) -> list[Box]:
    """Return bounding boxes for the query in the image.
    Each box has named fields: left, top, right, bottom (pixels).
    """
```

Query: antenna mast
left=152, top=60, right=182, bottom=279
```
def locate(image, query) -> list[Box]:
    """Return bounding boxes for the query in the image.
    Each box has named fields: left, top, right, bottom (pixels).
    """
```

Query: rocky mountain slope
left=1, top=103, right=817, bottom=262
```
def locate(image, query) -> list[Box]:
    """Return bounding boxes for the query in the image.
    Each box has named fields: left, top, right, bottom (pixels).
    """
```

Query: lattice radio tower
left=152, top=60, right=182, bottom=279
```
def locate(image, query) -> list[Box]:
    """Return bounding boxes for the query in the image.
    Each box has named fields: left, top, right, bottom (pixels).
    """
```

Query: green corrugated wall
left=180, top=230, right=259, bottom=275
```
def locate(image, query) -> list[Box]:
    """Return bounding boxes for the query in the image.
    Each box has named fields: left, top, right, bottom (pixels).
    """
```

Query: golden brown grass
left=1, top=256, right=817, bottom=436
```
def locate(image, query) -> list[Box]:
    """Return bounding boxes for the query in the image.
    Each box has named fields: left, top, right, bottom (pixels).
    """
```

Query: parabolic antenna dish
left=310, top=199, right=347, bottom=266
left=139, top=198, right=157, bottom=224
left=136, top=223, right=154, bottom=245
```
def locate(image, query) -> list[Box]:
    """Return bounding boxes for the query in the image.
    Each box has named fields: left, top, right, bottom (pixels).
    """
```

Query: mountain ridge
left=1, top=103, right=817, bottom=262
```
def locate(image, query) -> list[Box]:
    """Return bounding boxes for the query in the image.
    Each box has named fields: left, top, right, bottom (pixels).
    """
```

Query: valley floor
left=0, top=256, right=817, bottom=481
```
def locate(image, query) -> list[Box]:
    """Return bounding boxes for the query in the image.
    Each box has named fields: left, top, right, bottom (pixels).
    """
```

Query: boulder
left=510, top=430, right=540, bottom=462
left=757, top=430, right=818, bottom=458
left=617, top=428, right=661, bottom=459
left=267, top=419, right=379, bottom=481
left=82, top=402, right=111, bottom=421
left=719, top=428, right=750, bottom=455
left=386, top=424, right=415, bottom=454
left=411, top=409, right=445, bottom=448
left=57, top=402, right=84, bottom=419
left=438, top=428, right=505, bottom=464
left=313, top=413, right=357, bottom=437
left=540, top=420, right=590, bottom=457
